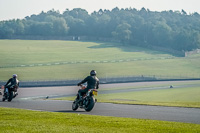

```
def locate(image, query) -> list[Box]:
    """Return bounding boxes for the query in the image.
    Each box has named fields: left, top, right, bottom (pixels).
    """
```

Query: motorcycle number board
left=93, top=91, right=98, bottom=96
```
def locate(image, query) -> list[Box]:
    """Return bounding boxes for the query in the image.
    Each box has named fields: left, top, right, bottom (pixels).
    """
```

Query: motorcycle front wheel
left=2, top=97, right=6, bottom=101
left=2, top=93, right=7, bottom=102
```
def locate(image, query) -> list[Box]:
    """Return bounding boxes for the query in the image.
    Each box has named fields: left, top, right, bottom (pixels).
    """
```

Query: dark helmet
left=90, top=70, right=97, bottom=76
left=13, top=74, right=17, bottom=78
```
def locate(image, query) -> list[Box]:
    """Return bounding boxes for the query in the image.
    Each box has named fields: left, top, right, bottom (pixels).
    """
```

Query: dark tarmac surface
left=0, top=81, right=200, bottom=124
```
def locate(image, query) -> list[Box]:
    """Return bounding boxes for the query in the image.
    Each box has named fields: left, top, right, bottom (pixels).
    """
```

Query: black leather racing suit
left=77, top=75, right=99, bottom=99
left=4, top=78, right=19, bottom=93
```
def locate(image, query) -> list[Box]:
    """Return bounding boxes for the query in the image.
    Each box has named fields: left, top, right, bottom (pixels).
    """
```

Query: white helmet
left=13, top=74, right=17, bottom=78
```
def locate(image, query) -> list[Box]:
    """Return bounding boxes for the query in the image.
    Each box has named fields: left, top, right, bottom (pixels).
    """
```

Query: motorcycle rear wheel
left=85, top=97, right=95, bottom=112
left=72, top=100, right=79, bottom=111
left=8, top=92, right=13, bottom=102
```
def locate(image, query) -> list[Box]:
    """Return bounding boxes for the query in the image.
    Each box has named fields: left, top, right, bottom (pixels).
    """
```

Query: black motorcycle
left=72, top=85, right=98, bottom=112
left=2, top=85, right=18, bottom=102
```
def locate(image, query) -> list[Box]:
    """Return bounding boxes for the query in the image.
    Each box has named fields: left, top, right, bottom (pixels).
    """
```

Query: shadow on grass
left=88, top=42, right=168, bottom=55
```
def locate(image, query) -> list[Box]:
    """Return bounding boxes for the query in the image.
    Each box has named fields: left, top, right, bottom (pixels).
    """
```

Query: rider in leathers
left=77, top=70, right=99, bottom=102
left=4, top=74, right=19, bottom=98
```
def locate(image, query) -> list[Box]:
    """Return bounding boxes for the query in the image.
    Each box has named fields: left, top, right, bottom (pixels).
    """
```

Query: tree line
left=0, top=7, right=200, bottom=53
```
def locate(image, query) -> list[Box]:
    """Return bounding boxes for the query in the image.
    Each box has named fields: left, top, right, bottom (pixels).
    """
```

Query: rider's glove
left=77, top=83, right=81, bottom=86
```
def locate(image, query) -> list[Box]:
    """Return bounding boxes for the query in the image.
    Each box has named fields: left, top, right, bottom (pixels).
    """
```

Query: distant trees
left=0, top=19, right=24, bottom=38
left=112, top=23, right=132, bottom=43
left=0, top=7, right=200, bottom=53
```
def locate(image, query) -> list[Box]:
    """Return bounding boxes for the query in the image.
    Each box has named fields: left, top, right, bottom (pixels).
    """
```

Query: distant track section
left=0, top=57, right=174, bottom=68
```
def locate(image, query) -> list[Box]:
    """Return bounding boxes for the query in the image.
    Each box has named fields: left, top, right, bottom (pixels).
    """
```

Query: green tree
left=112, top=23, right=132, bottom=43
left=45, top=16, right=69, bottom=36
left=0, top=21, right=14, bottom=38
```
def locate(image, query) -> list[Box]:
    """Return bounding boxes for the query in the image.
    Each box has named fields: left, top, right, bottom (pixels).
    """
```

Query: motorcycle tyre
left=85, top=97, right=95, bottom=112
left=2, top=93, right=7, bottom=102
left=2, top=97, right=5, bottom=102
left=72, top=100, right=79, bottom=111
left=8, top=92, right=13, bottom=102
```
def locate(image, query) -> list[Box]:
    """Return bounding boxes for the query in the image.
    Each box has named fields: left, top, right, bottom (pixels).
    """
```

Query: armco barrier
left=0, top=80, right=79, bottom=87
left=0, top=76, right=199, bottom=88
left=0, top=76, right=156, bottom=87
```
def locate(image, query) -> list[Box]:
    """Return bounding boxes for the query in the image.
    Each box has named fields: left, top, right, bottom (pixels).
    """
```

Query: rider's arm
left=96, top=80, right=99, bottom=89
left=16, top=80, right=19, bottom=88
left=5, top=78, right=11, bottom=86
left=77, top=76, right=89, bottom=86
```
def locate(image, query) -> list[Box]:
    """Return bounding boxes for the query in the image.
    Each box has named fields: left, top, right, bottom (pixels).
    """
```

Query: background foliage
left=0, top=7, right=200, bottom=53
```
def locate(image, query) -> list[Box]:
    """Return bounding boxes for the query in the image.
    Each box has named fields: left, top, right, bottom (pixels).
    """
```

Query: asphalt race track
left=0, top=81, right=200, bottom=124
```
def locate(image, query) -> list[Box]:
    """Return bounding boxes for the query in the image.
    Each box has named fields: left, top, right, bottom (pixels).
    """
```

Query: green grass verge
left=0, top=40, right=200, bottom=81
left=96, top=87, right=200, bottom=108
left=0, top=107, right=199, bottom=133
left=56, top=84, right=200, bottom=108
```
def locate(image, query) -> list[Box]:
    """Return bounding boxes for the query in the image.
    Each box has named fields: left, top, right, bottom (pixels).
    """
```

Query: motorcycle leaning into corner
left=72, top=84, right=98, bottom=112
left=2, top=85, right=18, bottom=102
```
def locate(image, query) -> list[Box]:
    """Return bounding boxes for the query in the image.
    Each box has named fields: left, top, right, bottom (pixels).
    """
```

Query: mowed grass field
left=0, top=107, right=200, bottom=133
left=97, top=86, right=200, bottom=108
left=0, top=40, right=200, bottom=81
left=1, top=40, right=200, bottom=132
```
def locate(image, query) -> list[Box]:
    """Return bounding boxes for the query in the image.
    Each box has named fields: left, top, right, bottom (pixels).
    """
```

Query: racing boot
left=13, top=92, right=18, bottom=98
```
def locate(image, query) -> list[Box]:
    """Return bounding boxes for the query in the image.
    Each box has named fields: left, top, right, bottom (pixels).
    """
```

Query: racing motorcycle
left=2, top=85, right=18, bottom=102
left=72, top=85, right=98, bottom=112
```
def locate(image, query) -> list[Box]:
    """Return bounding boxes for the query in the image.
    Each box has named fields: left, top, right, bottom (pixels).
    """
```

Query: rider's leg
left=78, top=90, right=84, bottom=101
left=13, top=92, right=18, bottom=98
left=13, top=89, right=18, bottom=97
left=78, top=89, right=87, bottom=101
left=4, top=87, right=8, bottom=94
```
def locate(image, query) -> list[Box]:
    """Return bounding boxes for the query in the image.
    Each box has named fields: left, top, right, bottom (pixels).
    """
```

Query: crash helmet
left=90, top=70, right=97, bottom=76
left=13, top=74, right=17, bottom=78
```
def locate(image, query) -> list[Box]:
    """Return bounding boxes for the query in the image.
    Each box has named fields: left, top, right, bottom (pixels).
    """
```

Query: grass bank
left=0, top=40, right=200, bottom=81
left=96, top=86, right=200, bottom=108
left=0, top=107, right=199, bottom=133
